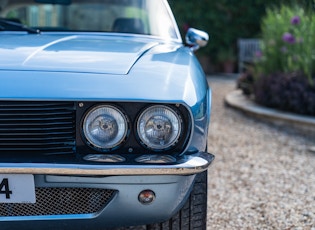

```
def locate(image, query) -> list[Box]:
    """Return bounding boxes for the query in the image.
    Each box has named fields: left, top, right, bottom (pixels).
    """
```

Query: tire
left=146, top=170, right=208, bottom=230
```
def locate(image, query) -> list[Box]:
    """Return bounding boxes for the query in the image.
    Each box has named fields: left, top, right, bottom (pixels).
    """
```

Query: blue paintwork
left=0, top=33, right=210, bottom=155
left=0, top=34, right=158, bottom=74
left=0, top=33, right=211, bottom=229
left=0, top=34, right=208, bottom=110
left=0, top=0, right=213, bottom=228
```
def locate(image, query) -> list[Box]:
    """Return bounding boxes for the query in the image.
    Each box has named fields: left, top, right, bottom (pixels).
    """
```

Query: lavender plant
left=256, top=5, right=315, bottom=85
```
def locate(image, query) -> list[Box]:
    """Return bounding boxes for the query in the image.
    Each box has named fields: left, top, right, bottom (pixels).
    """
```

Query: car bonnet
left=0, top=34, right=158, bottom=74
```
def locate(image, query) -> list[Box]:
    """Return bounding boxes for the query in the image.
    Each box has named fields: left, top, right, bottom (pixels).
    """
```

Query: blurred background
left=169, top=0, right=315, bottom=74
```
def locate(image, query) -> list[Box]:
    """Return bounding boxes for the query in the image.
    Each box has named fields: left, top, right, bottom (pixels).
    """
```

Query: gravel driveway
left=207, top=75, right=315, bottom=230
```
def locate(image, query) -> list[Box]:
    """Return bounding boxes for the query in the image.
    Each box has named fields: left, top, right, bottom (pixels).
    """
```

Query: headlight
left=137, top=105, right=182, bottom=150
left=83, top=105, right=128, bottom=151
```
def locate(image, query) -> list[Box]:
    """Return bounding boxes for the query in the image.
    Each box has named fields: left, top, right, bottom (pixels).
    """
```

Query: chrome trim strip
left=0, top=213, right=96, bottom=222
left=0, top=153, right=214, bottom=176
left=163, top=0, right=182, bottom=42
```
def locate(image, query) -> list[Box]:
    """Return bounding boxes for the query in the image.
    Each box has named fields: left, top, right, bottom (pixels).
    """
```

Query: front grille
left=0, top=101, right=75, bottom=156
left=0, top=187, right=115, bottom=217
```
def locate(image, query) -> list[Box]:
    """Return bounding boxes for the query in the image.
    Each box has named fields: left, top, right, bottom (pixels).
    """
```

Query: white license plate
left=0, top=174, right=35, bottom=203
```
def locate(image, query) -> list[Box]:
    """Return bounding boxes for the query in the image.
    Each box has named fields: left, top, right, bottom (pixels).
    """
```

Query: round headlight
left=137, top=105, right=182, bottom=150
left=83, top=105, right=128, bottom=151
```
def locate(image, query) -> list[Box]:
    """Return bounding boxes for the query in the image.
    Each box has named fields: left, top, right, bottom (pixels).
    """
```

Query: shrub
left=254, top=72, right=315, bottom=115
left=255, top=5, right=315, bottom=85
left=251, top=4, right=315, bottom=116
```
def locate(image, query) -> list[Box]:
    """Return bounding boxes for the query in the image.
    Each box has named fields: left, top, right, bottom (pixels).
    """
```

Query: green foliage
left=256, top=4, right=315, bottom=85
left=169, top=0, right=276, bottom=63
left=248, top=2, right=315, bottom=116
left=169, top=0, right=315, bottom=66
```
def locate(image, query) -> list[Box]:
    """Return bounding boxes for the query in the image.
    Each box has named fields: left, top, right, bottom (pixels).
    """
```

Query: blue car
left=0, top=0, right=214, bottom=229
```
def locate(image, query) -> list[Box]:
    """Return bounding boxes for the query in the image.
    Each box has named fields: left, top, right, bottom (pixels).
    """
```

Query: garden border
left=225, top=90, right=315, bottom=133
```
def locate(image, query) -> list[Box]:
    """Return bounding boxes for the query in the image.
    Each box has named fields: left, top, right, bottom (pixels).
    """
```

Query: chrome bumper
left=0, top=152, right=214, bottom=176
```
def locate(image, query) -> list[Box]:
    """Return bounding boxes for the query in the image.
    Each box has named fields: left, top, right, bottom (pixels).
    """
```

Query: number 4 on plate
left=0, top=174, right=36, bottom=203
left=0, top=178, right=12, bottom=199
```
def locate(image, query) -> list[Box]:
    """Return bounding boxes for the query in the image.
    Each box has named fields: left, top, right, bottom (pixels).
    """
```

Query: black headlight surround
left=76, top=102, right=191, bottom=156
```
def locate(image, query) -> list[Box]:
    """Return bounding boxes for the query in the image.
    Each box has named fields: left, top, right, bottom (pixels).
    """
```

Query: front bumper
left=0, top=152, right=214, bottom=229
left=0, top=152, right=214, bottom=176
left=1, top=174, right=197, bottom=229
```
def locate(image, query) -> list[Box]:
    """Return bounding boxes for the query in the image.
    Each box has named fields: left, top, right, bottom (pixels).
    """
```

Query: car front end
left=0, top=0, right=214, bottom=229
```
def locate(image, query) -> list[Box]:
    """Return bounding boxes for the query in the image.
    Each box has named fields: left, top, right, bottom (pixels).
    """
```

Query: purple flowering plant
left=290, top=15, right=301, bottom=25
left=244, top=5, right=315, bottom=116
left=255, top=5, right=315, bottom=86
left=282, top=32, right=296, bottom=44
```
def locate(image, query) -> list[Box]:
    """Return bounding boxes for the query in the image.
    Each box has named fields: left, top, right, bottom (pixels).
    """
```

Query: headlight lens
left=137, top=105, right=182, bottom=150
left=83, top=105, right=128, bottom=151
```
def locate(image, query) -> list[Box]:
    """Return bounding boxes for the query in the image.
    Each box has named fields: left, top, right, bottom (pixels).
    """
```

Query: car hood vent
left=0, top=101, right=76, bottom=157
